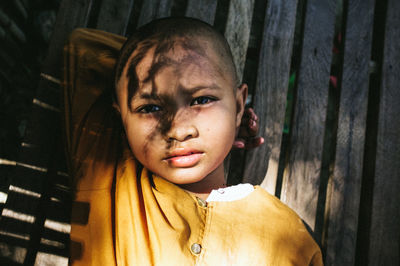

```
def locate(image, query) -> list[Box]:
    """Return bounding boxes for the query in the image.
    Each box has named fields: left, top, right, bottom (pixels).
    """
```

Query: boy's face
left=116, top=40, right=246, bottom=190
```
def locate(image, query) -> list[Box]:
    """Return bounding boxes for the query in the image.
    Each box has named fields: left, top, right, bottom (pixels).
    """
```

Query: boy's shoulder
left=211, top=186, right=322, bottom=264
left=251, top=186, right=306, bottom=221
left=218, top=185, right=315, bottom=238
left=243, top=186, right=319, bottom=244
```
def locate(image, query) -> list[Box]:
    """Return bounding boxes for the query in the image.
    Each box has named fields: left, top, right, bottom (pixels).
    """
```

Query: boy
left=64, top=17, right=322, bottom=265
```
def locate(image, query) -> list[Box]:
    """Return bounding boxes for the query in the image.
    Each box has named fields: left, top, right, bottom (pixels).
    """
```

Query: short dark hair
left=114, top=17, right=238, bottom=108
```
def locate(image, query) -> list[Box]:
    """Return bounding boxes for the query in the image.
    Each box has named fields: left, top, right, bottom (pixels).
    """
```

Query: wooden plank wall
left=281, top=0, right=336, bottom=231
left=0, top=0, right=398, bottom=265
left=368, top=0, right=400, bottom=264
left=242, top=0, right=298, bottom=197
left=0, top=1, right=99, bottom=265
left=325, top=0, right=375, bottom=264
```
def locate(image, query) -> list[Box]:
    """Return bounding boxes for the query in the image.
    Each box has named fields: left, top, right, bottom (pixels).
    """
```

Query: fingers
left=232, top=136, right=264, bottom=150
left=234, top=107, right=264, bottom=150
left=240, top=108, right=259, bottom=137
left=244, top=136, right=264, bottom=149
left=233, top=139, right=246, bottom=149
left=241, top=108, right=258, bottom=124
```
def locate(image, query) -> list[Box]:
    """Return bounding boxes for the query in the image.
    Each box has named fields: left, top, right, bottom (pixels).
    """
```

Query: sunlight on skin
left=116, top=40, right=247, bottom=200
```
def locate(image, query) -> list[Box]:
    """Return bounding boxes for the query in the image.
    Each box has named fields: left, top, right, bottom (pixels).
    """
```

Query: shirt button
left=196, top=197, right=207, bottom=207
left=191, top=243, right=202, bottom=255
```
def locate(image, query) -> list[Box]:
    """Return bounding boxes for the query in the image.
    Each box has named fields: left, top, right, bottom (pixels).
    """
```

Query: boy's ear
left=235, top=83, right=248, bottom=128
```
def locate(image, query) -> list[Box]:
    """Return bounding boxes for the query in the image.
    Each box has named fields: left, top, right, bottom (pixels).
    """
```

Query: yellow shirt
left=64, top=28, right=323, bottom=266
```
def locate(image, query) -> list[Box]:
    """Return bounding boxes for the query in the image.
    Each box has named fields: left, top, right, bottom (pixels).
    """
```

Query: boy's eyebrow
left=136, top=93, right=160, bottom=100
left=186, top=84, right=222, bottom=93
left=135, top=84, right=222, bottom=100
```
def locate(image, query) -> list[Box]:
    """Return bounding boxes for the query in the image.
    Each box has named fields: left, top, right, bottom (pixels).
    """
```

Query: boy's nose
left=166, top=110, right=199, bottom=142
left=167, top=124, right=199, bottom=142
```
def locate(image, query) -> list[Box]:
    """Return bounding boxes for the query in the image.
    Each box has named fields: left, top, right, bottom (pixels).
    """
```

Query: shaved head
left=114, top=17, right=238, bottom=107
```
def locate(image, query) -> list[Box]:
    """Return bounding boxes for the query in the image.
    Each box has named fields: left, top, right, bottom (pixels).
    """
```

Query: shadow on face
left=122, top=37, right=235, bottom=152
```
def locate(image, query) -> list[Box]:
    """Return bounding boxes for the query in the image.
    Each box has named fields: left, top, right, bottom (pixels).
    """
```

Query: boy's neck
left=178, top=164, right=226, bottom=201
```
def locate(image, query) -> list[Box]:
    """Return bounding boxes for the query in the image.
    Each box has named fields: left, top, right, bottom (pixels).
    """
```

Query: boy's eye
left=191, top=96, right=215, bottom=106
left=138, top=104, right=162, bottom=113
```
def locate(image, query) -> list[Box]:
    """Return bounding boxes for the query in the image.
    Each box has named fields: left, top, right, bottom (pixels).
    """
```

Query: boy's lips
left=164, top=149, right=204, bottom=167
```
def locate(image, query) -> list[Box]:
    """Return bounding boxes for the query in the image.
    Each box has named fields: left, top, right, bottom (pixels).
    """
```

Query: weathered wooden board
left=280, top=0, right=336, bottom=229
left=39, top=0, right=95, bottom=79
left=185, top=0, right=218, bottom=25
left=96, top=0, right=135, bottom=35
left=241, top=0, right=298, bottom=195
left=34, top=77, right=62, bottom=109
left=137, top=0, right=173, bottom=27
left=1, top=0, right=399, bottom=264
left=224, top=0, right=254, bottom=81
left=368, top=0, right=400, bottom=264
left=0, top=0, right=97, bottom=264
left=0, top=168, right=52, bottom=264
left=324, top=0, right=375, bottom=264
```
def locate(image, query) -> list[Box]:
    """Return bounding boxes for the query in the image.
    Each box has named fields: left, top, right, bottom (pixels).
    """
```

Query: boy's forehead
left=123, top=38, right=230, bottom=85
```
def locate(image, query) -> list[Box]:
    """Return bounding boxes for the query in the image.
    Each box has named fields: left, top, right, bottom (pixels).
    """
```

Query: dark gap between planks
left=171, top=0, right=189, bottom=17
left=316, top=0, right=346, bottom=252
left=354, top=0, right=388, bottom=264
left=213, top=0, right=230, bottom=36
left=227, top=0, right=268, bottom=185
left=86, top=0, right=104, bottom=29
left=275, top=0, right=308, bottom=199
left=125, top=0, right=144, bottom=36
left=23, top=134, right=67, bottom=265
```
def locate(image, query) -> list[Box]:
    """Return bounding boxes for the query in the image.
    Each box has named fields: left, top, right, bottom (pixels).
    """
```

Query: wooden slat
left=280, top=0, right=336, bottom=229
left=185, top=0, right=218, bottom=25
left=0, top=2, right=96, bottom=261
left=39, top=0, right=95, bottom=79
left=95, top=0, right=135, bottom=35
left=325, top=0, right=375, bottom=264
left=224, top=0, right=255, bottom=81
left=35, top=77, right=61, bottom=109
left=0, top=233, right=30, bottom=253
left=2, top=168, right=47, bottom=196
left=15, top=107, right=59, bottom=167
left=137, top=0, right=173, bottom=27
left=1, top=189, right=70, bottom=225
left=1, top=192, right=41, bottom=217
left=368, top=0, right=400, bottom=264
left=242, top=0, right=298, bottom=195
left=0, top=217, right=35, bottom=238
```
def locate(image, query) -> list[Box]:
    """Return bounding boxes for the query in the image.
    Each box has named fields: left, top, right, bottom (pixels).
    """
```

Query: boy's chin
left=156, top=172, right=206, bottom=185
left=145, top=159, right=225, bottom=187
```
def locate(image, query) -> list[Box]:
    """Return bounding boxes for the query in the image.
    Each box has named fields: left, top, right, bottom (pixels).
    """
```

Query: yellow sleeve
left=63, top=29, right=127, bottom=265
left=310, top=250, right=324, bottom=266
left=63, top=28, right=126, bottom=188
